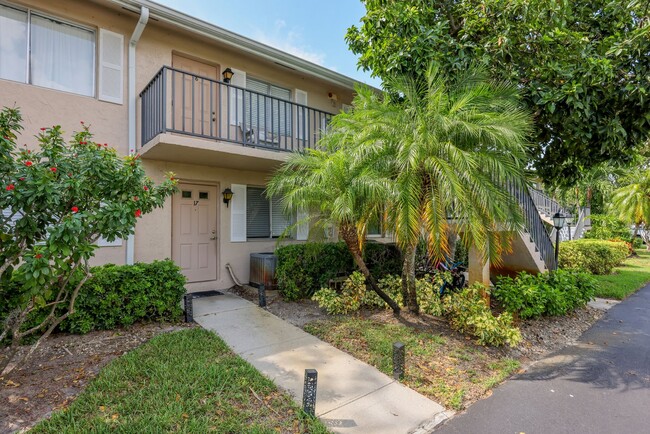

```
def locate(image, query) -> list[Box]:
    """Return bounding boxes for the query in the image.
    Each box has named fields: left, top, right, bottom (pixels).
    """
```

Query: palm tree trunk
left=339, top=223, right=401, bottom=316
left=401, top=241, right=419, bottom=314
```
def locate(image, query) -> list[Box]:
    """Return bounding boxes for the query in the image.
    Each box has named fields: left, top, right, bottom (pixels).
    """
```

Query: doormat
left=188, top=290, right=224, bottom=299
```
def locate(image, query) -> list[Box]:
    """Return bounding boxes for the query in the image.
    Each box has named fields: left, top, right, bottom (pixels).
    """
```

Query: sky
left=155, top=0, right=381, bottom=88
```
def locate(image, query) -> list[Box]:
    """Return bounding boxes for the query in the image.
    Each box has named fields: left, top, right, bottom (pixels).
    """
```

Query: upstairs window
left=246, top=77, right=292, bottom=138
left=0, top=3, right=95, bottom=97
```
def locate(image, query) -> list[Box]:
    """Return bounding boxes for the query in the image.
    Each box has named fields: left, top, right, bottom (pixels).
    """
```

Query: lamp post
left=552, top=212, right=566, bottom=269
left=566, top=214, right=573, bottom=241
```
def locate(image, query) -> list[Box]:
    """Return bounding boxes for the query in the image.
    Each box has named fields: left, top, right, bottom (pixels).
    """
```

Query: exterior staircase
left=496, top=186, right=589, bottom=275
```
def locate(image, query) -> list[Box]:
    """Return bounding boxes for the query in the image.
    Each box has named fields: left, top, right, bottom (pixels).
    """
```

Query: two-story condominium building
left=1, top=0, right=359, bottom=290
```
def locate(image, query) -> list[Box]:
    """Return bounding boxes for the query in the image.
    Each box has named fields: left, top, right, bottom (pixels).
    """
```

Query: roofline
left=107, top=0, right=362, bottom=90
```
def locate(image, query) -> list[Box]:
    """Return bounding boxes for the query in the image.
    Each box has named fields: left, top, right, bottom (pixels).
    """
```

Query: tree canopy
left=346, top=0, right=650, bottom=186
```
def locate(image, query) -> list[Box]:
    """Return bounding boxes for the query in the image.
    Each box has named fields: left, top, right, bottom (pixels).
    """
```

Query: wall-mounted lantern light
left=222, top=187, right=233, bottom=207
left=222, top=68, right=234, bottom=83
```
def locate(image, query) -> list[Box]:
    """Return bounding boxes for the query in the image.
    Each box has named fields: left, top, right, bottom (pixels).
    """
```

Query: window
left=246, top=186, right=291, bottom=238
left=246, top=77, right=292, bottom=139
left=0, top=3, right=95, bottom=97
left=367, top=212, right=382, bottom=237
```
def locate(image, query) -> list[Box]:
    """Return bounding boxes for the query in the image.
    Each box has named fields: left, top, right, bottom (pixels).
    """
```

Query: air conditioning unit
left=249, top=252, right=277, bottom=289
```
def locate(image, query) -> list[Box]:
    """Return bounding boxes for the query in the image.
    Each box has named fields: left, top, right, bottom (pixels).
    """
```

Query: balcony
left=139, top=67, right=334, bottom=161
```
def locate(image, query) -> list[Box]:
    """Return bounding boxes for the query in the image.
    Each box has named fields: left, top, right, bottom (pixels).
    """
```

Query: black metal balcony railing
left=140, top=66, right=334, bottom=153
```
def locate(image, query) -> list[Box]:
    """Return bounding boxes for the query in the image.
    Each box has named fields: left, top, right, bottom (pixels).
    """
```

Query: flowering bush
left=0, top=107, right=177, bottom=373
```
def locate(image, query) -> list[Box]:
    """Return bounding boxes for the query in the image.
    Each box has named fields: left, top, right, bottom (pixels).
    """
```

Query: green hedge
left=60, top=260, right=186, bottom=334
left=494, top=269, right=596, bottom=319
left=275, top=242, right=402, bottom=300
left=558, top=239, right=629, bottom=274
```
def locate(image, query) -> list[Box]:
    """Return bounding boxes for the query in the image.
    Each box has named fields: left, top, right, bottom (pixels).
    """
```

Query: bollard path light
left=393, top=341, right=405, bottom=380
left=302, top=369, right=318, bottom=417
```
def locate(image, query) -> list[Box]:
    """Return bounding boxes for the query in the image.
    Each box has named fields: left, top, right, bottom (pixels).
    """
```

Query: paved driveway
left=436, top=284, right=650, bottom=434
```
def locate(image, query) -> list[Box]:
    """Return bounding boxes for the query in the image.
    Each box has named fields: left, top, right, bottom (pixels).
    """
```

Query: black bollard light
left=393, top=342, right=405, bottom=380
left=302, top=369, right=318, bottom=417
left=184, top=294, right=194, bottom=323
left=258, top=284, right=267, bottom=307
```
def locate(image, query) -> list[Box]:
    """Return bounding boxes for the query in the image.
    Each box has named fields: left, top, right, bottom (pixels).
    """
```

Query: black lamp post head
left=552, top=211, right=566, bottom=229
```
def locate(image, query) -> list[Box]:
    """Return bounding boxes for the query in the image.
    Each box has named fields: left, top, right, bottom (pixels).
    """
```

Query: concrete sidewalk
left=193, top=293, right=451, bottom=434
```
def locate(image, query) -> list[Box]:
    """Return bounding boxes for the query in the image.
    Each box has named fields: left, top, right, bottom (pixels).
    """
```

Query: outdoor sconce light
left=552, top=211, right=566, bottom=269
left=222, top=187, right=233, bottom=207
left=222, top=68, right=234, bottom=83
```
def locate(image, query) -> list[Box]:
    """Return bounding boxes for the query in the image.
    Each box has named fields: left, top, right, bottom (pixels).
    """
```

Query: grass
left=592, top=250, right=650, bottom=300
left=32, top=328, right=328, bottom=434
left=304, top=317, right=519, bottom=410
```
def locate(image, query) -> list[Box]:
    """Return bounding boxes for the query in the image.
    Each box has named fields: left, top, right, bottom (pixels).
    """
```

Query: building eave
left=107, top=0, right=364, bottom=90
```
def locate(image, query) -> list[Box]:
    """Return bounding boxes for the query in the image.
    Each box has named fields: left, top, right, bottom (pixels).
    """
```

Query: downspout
left=126, top=6, right=149, bottom=265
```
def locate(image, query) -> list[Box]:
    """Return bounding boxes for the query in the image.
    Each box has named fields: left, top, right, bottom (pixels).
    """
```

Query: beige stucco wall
left=138, top=159, right=303, bottom=291
left=1, top=0, right=357, bottom=282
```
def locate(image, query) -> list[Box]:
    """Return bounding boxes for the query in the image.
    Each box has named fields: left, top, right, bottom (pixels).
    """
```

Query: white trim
left=106, top=0, right=366, bottom=90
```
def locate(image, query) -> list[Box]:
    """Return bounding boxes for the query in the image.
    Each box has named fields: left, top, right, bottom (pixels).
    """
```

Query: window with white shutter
left=230, top=184, right=247, bottom=242
left=228, top=68, right=246, bottom=126
left=98, top=28, right=124, bottom=104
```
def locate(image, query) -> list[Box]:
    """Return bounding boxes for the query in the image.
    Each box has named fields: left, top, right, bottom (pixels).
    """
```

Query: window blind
left=246, top=186, right=270, bottom=238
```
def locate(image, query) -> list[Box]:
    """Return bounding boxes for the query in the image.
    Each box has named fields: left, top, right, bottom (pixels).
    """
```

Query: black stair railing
left=507, top=183, right=557, bottom=271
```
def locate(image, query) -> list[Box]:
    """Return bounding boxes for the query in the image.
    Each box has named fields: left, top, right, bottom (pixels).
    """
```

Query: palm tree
left=338, top=65, right=532, bottom=313
left=266, top=147, right=401, bottom=315
left=610, top=169, right=650, bottom=248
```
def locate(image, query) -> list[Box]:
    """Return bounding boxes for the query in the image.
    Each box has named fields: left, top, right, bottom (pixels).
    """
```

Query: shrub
left=60, top=260, right=186, bottom=334
left=583, top=214, right=631, bottom=240
left=275, top=242, right=401, bottom=300
left=312, top=272, right=446, bottom=316
left=0, top=108, right=176, bottom=374
left=559, top=239, right=628, bottom=274
left=443, top=284, right=521, bottom=347
left=494, top=269, right=596, bottom=319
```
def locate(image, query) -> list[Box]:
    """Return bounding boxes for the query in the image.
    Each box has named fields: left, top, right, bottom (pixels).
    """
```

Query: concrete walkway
left=193, top=293, right=451, bottom=434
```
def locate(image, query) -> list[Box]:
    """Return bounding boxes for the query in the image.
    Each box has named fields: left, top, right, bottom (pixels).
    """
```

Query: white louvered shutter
left=230, top=184, right=247, bottom=242
left=295, top=89, right=308, bottom=140
left=296, top=208, right=309, bottom=241
left=98, top=29, right=124, bottom=104
left=229, top=68, right=246, bottom=125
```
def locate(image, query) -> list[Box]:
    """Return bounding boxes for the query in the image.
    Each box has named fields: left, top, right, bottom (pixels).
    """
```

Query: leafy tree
left=0, top=107, right=177, bottom=374
left=346, top=0, right=650, bottom=186
left=610, top=169, right=650, bottom=247
left=336, top=65, right=531, bottom=313
left=266, top=147, right=401, bottom=315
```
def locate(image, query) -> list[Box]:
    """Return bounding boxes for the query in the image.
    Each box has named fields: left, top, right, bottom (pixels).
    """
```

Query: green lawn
left=304, top=316, right=519, bottom=410
left=32, top=328, right=328, bottom=434
left=593, top=250, right=650, bottom=300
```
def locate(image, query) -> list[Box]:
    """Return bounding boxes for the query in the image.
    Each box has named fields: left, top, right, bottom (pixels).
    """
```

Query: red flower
left=79, top=141, right=87, bottom=145
left=6, top=184, right=15, bottom=191
left=40, top=127, right=46, bottom=131
left=50, top=167, right=57, bottom=172
left=71, top=206, right=79, bottom=213
left=35, top=254, right=43, bottom=259
left=25, top=161, right=32, bottom=167
left=134, top=209, right=142, bottom=218
left=143, top=186, right=149, bottom=191
left=80, top=121, right=84, bottom=125
left=133, top=196, right=139, bottom=201
left=19, top=177, right=25, bottom=181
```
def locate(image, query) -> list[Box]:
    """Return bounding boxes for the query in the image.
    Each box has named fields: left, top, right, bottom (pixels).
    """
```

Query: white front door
left=172, top=184, right=218, bottom=282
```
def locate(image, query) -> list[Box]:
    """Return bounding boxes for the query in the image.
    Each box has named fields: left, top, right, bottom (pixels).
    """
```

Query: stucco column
left=468, top=245, right=491, bottom=304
